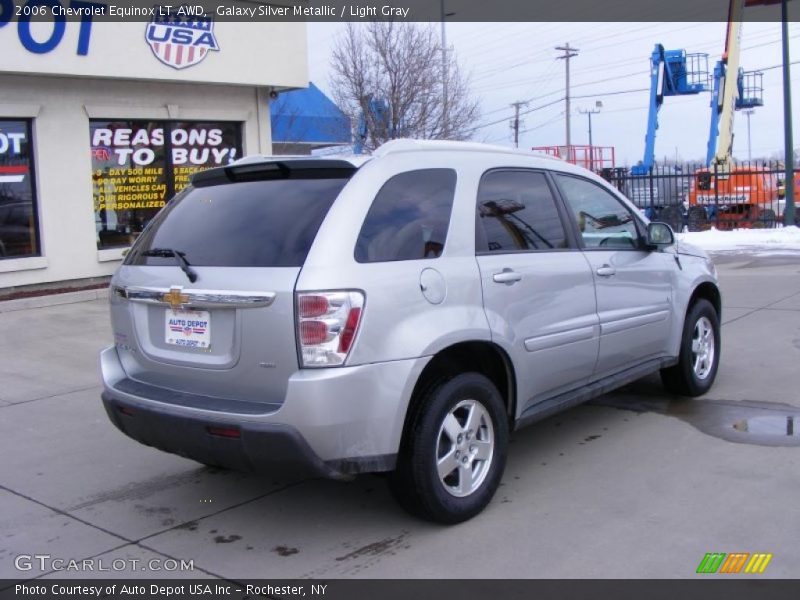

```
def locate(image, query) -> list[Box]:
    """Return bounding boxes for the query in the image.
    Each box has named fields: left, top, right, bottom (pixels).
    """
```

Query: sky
left=306, top=20, right=799, bottom=166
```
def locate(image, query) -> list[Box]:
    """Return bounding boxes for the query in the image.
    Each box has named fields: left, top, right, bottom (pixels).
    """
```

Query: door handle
left=596, top=265, right=616, bottom=277
left=493, top=269, right=522, bottom=285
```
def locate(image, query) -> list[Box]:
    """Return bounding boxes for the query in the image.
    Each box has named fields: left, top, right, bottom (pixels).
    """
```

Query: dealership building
left=0, top=16, right=307, bottom=292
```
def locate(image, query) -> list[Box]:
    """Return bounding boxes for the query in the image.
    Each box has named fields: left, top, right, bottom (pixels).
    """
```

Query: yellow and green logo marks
left=696, top=552, right=773, bottom=574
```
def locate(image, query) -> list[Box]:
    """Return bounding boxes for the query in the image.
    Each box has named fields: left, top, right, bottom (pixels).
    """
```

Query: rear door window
left=126, top=172, right=351, bottom=268
left=355, top=169, right=457, bottom=263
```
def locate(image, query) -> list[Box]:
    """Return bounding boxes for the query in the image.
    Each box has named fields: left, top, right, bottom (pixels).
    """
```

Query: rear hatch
left=109, top=160, right=356, bottom=408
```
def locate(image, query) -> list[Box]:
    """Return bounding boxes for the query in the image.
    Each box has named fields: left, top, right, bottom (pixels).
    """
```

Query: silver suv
left=101, top=140, right=721, bottom=523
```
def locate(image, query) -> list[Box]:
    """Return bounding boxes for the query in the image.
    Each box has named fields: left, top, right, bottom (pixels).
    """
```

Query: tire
left=389, top=372, right=509, bottom=524
left=658, top=205, right=683, bottom=233
left=660, top=299, right=721, bottom=397
left=687, top=206, right=709, bottom=232
left=756, top=208, right=776, bottom=229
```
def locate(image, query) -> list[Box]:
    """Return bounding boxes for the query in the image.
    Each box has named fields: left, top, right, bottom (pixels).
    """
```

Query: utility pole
left=781, top=0, right=795, bottom=226
left=578, top=100, right=602, bottom=170
left=556, top=43, right=579, bottom=154
left=440, top=0, right=454, bottom=139
left=510, top=101, right=529, bottom=148
left=743, top=109, right=755, bottom=162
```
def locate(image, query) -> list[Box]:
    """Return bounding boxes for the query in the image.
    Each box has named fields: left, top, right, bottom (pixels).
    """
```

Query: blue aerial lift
left=354, top=96, right=391, bottom=155
left=625, top=45, right=710, bottom=229
left=704, top=58, right=764, bottom=166
left=631, top=45, right=710, bottom=176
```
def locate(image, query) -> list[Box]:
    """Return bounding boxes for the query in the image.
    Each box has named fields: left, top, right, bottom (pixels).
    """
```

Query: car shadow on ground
left=126, top=399, right=646, bottom=578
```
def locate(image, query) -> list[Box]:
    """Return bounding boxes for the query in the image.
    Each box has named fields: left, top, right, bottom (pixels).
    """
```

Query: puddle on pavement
left=591, top=391, right=800, bottom=447
left=733, top=416, right=798, bottom=437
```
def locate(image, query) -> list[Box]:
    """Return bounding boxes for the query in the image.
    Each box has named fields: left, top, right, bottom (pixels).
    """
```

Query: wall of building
left=0, top=75, right=274, bottom=288
left=0, top=20, right=308, bottom=89
left=0, top=17, right=308, bottom=289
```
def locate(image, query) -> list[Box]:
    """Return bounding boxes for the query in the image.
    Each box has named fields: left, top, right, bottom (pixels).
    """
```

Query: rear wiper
left=140, top=248, right=198, bottom=283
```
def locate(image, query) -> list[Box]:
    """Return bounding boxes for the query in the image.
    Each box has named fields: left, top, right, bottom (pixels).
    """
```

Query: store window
left=0, top=119, right=40, bottom=259
left=90, top=120, right=241, bottom=250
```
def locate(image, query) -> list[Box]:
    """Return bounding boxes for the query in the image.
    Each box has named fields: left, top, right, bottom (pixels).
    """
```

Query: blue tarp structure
left=271, top=83, right=351, bottom=146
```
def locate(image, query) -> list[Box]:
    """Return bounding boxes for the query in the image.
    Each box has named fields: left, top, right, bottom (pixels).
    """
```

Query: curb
left=0, top=288, right=109, bottom=313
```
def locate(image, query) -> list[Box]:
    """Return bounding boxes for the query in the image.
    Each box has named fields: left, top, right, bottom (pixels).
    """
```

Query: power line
left=467, top=20, right=725, bottom=89
left=471, top=27, right=797, bottom=116
left=572, top=87, right=649, bottom=100
left=570, top=56, right=800, bottom=102
left=467, top=28, right=800, bottom=141
left=473, top=65, right=791, bottom=138
left=519, top=112, right=566, bottom=136
left=511, top=98, right=568, bottom=123
left=467, top=97, right=565, bottom=134
left=752, top=59, right=800, bottom=71
left=465, top=20, right=715, bottom=85
left=474, top=30, right=797, bottom=102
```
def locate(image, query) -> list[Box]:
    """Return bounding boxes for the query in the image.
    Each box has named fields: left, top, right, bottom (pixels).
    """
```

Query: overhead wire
left=472, top=32, right=797, bottom=129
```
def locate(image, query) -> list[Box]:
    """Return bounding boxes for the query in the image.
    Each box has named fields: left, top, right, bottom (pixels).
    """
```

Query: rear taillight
left=296, top=291, right=364, bottom=367
left=338, top=307, right=361, bottom=353
left=298, top=295, right=329, bottom=318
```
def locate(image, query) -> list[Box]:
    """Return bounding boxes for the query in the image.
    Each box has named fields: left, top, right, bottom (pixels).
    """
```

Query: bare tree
left=330, top=22, right=480, bottom=151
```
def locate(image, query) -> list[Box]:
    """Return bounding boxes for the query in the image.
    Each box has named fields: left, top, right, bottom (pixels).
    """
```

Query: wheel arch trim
left=399, top=340, right=518, bottom=450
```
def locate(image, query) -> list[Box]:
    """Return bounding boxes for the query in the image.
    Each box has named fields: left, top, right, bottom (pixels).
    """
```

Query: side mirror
left=646, top=222, right=675, bottom=248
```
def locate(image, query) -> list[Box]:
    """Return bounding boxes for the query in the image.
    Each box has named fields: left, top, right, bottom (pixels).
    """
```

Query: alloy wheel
left=435, top=399, right=495, bottom=497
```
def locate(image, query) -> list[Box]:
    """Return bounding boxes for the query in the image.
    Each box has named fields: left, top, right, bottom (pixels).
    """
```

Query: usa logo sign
left=145, top=7, right=219, bottom=70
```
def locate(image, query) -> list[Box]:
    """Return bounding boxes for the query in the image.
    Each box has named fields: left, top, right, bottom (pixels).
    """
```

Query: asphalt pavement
left=1, top=254, right=798, bottom=580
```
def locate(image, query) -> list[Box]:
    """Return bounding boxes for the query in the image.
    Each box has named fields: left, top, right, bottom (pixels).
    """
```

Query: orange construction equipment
left=688, top=166, right=782, bottom=229
left=687, top=0, right=781, bottom=230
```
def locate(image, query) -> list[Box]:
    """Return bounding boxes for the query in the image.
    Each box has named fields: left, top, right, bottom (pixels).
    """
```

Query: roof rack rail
left=372, top=138, right=562, bottom=161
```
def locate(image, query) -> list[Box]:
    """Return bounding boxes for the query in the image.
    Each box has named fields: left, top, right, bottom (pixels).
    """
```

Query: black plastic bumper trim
left=101, top=391, right=395, bottom=478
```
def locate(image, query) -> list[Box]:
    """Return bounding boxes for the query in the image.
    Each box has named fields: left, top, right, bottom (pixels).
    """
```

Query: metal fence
left=600, top=161, right=799, bottom=231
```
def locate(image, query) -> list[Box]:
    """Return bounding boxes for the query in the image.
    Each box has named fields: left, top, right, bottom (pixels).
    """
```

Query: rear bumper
left=100, top=346, right=429, bottom=478
left=102, top=392, right=341, bottom=478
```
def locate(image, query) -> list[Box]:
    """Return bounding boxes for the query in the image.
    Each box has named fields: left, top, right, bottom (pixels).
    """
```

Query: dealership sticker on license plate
left=165, top=309, right=211, bottom=349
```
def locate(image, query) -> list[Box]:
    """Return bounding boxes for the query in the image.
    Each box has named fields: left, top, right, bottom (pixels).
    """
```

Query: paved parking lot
left=1, top=254, right=798, bottom=580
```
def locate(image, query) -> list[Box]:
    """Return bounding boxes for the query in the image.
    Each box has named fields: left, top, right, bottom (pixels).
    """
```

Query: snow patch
left=677, top=226, right=800, bottom=253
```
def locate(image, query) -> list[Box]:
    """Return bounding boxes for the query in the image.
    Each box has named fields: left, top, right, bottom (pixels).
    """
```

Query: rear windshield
left=126, top=175, right=349, bottom=268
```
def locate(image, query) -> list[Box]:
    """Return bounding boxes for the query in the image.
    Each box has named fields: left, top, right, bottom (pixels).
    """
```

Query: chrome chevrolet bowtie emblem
left=161, top=286, right=189, bottom=310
